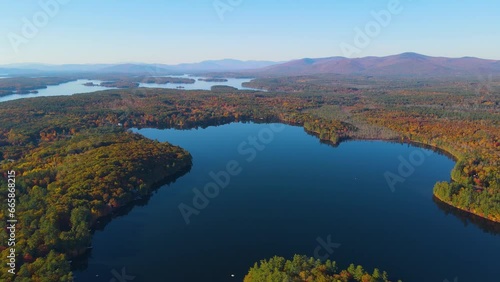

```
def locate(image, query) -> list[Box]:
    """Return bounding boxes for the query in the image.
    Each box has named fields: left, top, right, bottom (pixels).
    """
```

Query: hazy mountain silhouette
left=256, top=53, right=500, bottom=76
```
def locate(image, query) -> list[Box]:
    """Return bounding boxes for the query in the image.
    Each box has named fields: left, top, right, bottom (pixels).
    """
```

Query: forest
left=244, top=255, right=399, bottom=282
left=0, top=74, right=498, bottom=280
left=0, top=100, right=193, bottom=281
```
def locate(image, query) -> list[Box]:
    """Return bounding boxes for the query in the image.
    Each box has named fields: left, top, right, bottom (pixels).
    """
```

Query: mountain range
left=0, top=59, right=278, bottom=75
left=255, top=53, right=500, bottom=76
left=1, top=53, right=500, bottom=77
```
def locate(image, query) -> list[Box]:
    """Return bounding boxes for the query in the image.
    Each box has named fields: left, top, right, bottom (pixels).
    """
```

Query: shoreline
left=133, top=119, right=493, bottom=225
left=69, top=153, right=192, bottom=260
left=328, top=135, right=499, bottom=224
left=291, top=121, right=497, bottom=225
left=434, top=192, right=500, bottom=224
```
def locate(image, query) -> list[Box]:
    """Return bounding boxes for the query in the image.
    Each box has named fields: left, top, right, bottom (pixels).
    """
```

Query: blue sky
left=0, top=0, right=498, bottom=64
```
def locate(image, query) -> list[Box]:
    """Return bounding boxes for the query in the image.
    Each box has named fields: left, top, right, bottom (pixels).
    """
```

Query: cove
left=73, top=123, right=500, bottom=282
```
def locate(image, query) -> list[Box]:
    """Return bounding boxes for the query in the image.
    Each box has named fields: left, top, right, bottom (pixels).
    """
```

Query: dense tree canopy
left=0, top=74, right=498, bottom=280
left=0, top=126, right=191, bottom=281
left=244, top=255, right=400, bottom=282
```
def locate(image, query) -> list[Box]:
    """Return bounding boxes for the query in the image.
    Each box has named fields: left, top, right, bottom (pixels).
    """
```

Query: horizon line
left=1, top=52, right=499, bottom=67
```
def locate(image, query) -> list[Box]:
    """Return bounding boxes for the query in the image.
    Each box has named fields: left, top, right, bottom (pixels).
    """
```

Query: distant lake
left=0, top=76, right=260, bottom=103
left=138, top=75, right=261, bottom=91
left=73, top=123, right=500, bottom=282
left=0, top=79, right=114, bottom=103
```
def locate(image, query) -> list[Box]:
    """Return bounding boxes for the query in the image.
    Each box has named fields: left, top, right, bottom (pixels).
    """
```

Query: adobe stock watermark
left=444, top=277, right=458, bottom=282
left=7, top=0, right=71, bottom=54
left=340, top=0, right=412, bottom=57
left=313, top=235, right=341, bottom=260
left=109, top=267, right=135, bottom=282
left=178, top=123, right=285, bottom=224
left=213, top=0, right=244, bottom=21
left=384, top=147, right=433, bottom=192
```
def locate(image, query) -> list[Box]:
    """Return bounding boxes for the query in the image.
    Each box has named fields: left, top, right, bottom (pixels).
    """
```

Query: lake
left=0, top=79, right=114, bottom=103
left=0, top=76, right=260, bottom=103
left=138, top=75, right=261, bottom=91
left=73, top=123, right=500, bottom=282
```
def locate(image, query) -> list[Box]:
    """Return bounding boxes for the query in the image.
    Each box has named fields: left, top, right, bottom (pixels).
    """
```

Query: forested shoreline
left=0, top=76, right=498, bottom=280
left=244, top=255, right=400, bottom=282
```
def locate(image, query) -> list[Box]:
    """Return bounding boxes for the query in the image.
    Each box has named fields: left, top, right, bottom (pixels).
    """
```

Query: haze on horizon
left=1, top=0, right=499, bottom=65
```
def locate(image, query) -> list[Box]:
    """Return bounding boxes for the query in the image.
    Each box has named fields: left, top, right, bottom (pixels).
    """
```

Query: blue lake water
left=73, top=123, right=500, bottom=282
left=138, top=75, right=260, bottom=91
left=0, top=79, right=114, bottom=103
left=0, top=76, right=259, bottom=103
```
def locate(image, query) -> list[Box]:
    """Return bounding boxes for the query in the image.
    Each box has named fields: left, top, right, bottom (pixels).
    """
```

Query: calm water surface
left=138, top=75, right=260, bottom=91
left=74, top=123, right=499, bottom=282
left=0, top=76, right=259, bottom=103
left=0, top=79, right=114, bottom=102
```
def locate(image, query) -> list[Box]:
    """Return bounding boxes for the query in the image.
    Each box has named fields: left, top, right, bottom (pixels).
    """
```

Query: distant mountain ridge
left=2, top=54, right=500, bottom=77
left=255, top=53, right=500, bottom=76
left=170, top=59, right=278, bottom=72
left=0, top=59, right=279, bottom=75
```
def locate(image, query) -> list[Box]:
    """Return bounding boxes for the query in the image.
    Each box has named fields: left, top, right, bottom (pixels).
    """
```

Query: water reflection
left=70, top=166, right=192, bottom=272
left=433, top=196, right=500, bottom=235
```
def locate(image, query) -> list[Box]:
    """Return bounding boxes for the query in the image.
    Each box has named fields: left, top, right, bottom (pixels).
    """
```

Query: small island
left=141, top=77, right=196, bottom=84
left=198, top=77, right=229, bottom=82
left=12, top=90, right=39, bottom=94
left=100, top=81, right=140, bottom=88
left=83, top=82, right=100, bottom=87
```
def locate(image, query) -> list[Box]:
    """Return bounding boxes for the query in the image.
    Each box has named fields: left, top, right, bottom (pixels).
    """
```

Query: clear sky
left=0, top=0, right=498, bottom=65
